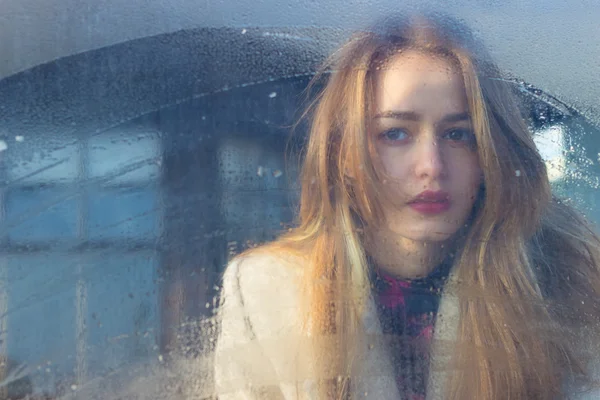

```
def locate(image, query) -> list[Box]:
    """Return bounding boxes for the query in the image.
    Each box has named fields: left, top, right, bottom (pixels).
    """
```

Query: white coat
left=213, top=252, right=600, bottom=399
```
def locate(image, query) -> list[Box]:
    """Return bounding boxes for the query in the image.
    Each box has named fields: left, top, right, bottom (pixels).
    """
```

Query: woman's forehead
left=372, top=51, right=468, bottom=120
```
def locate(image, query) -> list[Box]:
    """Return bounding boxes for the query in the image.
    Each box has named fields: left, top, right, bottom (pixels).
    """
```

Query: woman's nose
left=413, top=137, right=445, bottom=179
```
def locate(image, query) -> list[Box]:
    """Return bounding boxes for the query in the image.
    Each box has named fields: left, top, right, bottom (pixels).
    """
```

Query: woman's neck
left=366, top=231, right=450, bottom=280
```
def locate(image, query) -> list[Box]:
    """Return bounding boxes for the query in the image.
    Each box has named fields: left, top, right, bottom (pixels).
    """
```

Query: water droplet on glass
left=14, top=135, right=24, bottom=142
left=257, top=166, right=265, bottom=177
left=273, top=169, right=283, bottom=178
left=269, top=92, right=277, bottom=98
left=241, top=29, right=247, bottom=34
left=71, top=385, right=78, bottom=391
left=515, top=170, right=521, bottom=177
left=0, top=140, right=7, bottom=152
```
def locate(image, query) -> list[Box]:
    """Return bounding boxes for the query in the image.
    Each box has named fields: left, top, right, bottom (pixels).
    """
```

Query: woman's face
left=371, top=50, right=482, bottom=243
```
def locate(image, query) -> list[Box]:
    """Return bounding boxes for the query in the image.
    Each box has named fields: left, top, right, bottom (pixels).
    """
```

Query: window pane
left=3, top=251, right=160, bottom=394
left=6, top=187, right=79, bottom=242
left=4, top=254, right=78, bottom=393
left=84, top=251, right=159, bottom=376
left=88, top=129, right=161, bottom=185
left=87, top=186, right=161, bottom=240
left=4, top=138, right=80, bottom=184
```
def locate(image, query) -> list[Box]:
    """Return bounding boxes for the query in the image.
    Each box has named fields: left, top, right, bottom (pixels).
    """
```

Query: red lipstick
left=408, top=190, right=451, bottom=215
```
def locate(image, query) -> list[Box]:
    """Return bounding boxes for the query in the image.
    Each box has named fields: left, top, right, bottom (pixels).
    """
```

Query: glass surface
left=0, top=3, right=598, bottom=398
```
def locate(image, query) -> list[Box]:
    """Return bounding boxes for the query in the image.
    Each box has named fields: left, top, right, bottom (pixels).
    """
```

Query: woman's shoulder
left=223, top=246, right=306, bottom=290
left=219, top=246, right=307, bottom=330
left=214, top=246, right=315, bottom=398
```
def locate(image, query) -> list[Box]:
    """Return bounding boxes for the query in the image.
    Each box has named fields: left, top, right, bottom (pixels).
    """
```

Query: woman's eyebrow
left=373, top=110, right=420, bottom=120
left=373, top=110, right=471, bottom=123
left=440, top=112, right=471, bottom=124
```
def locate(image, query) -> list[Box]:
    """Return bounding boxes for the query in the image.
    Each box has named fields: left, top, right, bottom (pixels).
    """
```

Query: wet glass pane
left=88, top=129, right=161, bottom=184
left=4, top=138, right=79, bottom=184
left=0, top=3, right=599, bottom=399
left=6, top=188, right=79, bottom=241
left=87, top=187, right=160, bottom=240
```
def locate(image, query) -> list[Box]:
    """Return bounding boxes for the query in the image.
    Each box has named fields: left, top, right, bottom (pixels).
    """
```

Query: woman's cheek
left=382, top=148, right=410, bottom=180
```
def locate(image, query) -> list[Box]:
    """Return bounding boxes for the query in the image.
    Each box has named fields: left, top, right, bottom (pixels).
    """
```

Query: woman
left=213, top=13, right=600, bottom=399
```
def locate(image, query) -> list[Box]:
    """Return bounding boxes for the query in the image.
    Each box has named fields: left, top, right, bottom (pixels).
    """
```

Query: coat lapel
left=426, top=283, right=460, bottom=399
left=353, top=295, right=403, bottom=399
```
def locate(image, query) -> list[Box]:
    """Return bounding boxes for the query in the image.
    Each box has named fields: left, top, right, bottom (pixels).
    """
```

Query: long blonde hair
left=248, top=13, right=600, bottom=399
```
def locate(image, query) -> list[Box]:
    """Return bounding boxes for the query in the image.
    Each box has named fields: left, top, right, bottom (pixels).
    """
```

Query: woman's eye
left=443, top=128, right=476, bottom=145
left=379, top=128, right=409, bottom=142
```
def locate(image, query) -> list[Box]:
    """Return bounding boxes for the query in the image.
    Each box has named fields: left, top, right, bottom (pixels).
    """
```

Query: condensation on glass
left=0, top=11, right=598, bottom=400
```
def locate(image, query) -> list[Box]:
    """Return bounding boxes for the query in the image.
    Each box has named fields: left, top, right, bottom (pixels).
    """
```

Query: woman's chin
left=403, top=225, right=459, bottom=243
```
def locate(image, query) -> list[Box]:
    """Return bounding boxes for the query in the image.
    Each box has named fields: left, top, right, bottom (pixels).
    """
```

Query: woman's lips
left=407, top=190, right=451, bottom=214
left=408, top=200, right=451, bottom=214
